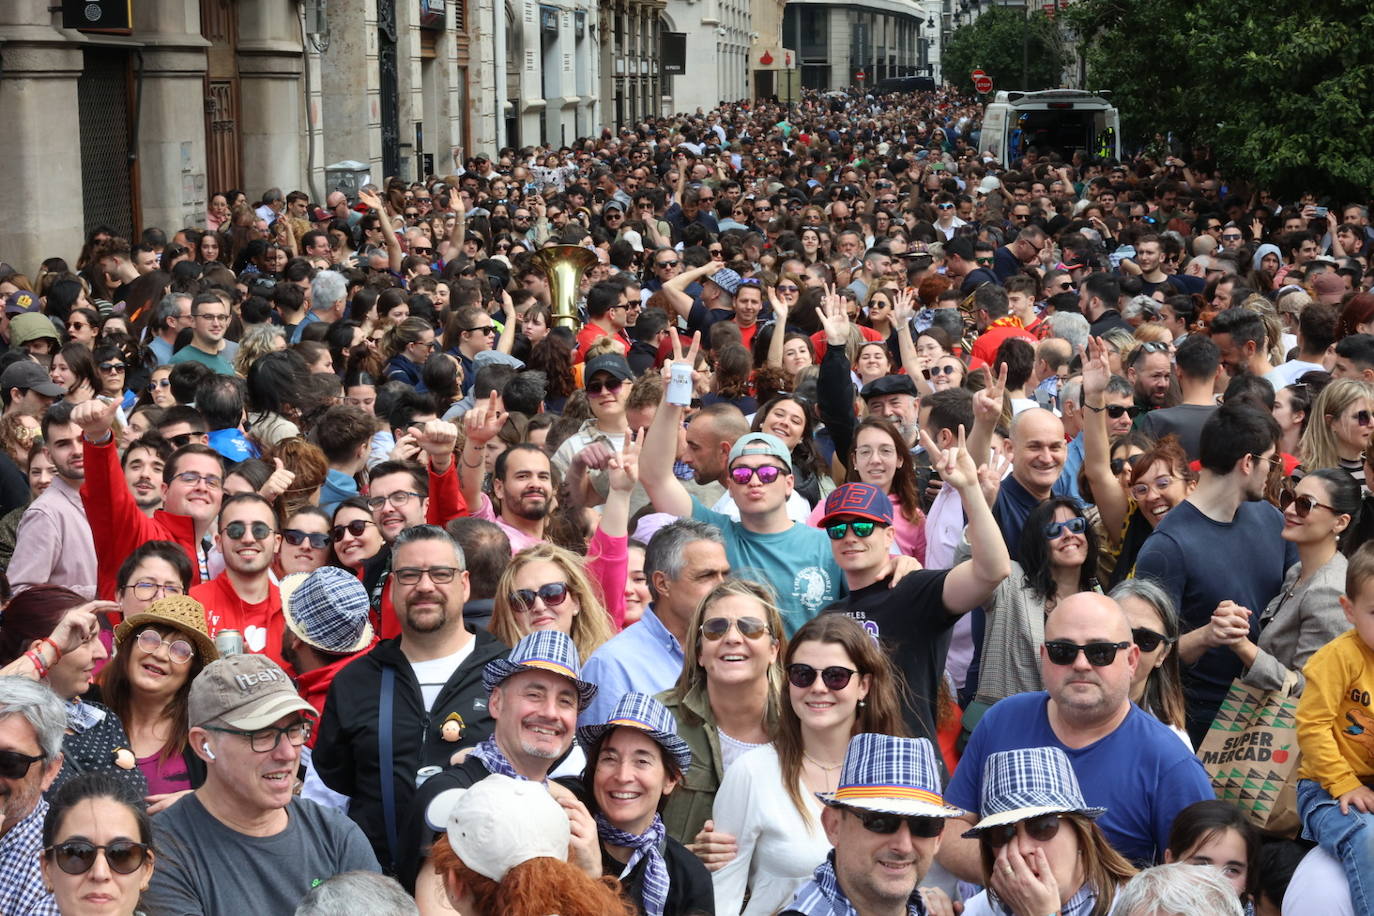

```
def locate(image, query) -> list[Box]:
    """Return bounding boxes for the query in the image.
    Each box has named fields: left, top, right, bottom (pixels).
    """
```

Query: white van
left=979, top=90, right=1121, bottom=165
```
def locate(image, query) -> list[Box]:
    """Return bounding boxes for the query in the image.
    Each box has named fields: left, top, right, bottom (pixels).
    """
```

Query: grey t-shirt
left=143, top=793, right=379, bottom=916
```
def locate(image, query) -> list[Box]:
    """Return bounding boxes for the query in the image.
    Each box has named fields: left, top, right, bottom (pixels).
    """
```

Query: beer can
left=215, top=629, right=244, bottom=657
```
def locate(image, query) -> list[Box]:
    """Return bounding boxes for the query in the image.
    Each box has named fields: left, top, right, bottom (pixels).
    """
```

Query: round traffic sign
left=973, top=74, right=993, bottom=93
left=856, top=70, right=866, bottom=80
left=972, top=68, right=986, bottom=77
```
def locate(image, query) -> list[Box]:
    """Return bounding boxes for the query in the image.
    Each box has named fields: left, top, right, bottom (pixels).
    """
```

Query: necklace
left=803, top=752, right=843, bottom=772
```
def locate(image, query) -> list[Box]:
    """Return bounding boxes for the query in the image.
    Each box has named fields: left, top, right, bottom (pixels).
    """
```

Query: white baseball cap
left=425, top=774, right=570, bottom=881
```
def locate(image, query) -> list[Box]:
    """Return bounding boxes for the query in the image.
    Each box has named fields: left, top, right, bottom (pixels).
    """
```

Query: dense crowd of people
left=0, top=85, right=1372, bottom=915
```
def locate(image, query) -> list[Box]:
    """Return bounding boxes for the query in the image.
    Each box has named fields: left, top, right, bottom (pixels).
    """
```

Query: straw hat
left=114, top=594, right=219, bottom=665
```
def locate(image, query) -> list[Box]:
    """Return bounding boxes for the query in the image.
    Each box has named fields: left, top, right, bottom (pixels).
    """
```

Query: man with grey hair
left=148, top=291, right=193, bottom=365
left=0, top=677, right=68, bottom=916
left=255, top=186, right=285, bottom=224
left=292, top=269, right=348, bottom=343
left=295, top=870, right=418, bottom=916
left=1047, top=310, right=1090, bottom=355
left=315, top=524, right=505, bottom=873
left=1114, top=863, right=1243, bottom=916
left=579, top=519, right=730, bottom=724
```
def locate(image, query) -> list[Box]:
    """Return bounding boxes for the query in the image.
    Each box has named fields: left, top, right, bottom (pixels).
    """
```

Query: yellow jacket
left=1297, top=629, right=1374, bottom=797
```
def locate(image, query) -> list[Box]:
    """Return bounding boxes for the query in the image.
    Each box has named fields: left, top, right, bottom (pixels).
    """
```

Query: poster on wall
left=661, top=33, right=687, bottom=75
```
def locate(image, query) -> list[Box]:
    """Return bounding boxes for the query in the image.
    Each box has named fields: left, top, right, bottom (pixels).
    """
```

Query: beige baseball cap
left=187, top=654, right=315, bottom=730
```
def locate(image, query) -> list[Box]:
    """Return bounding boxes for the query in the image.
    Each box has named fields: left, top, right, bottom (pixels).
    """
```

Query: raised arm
left=891, top=289, right=934, bottom=397
left=967, top=362, right=1007, bottom=471
left=766, top=289, right=791, bottom=370
left=359, top=189, right=402, bottom=273
left=816, top=286, right=860, bottom=468
left=639, top=331, right=698, bottom=519
left=494, top=288, right=517, bottom=355
left=459, top=392, right=504, bottom=513
left=1080, top=337, right=1129, bottom=543
left=662, top=262, right=715, bottom=321
left=922, top=426, right=1011, bottom=613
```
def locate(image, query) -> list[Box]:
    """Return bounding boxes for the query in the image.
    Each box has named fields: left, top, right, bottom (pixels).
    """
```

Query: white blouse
left=710, top=745, right=832, bottom=916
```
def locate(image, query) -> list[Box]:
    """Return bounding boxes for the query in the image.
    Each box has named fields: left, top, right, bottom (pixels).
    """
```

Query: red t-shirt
left=190, top=575, right=292, bottom=675
left=575, top=323, right=630, bottom=361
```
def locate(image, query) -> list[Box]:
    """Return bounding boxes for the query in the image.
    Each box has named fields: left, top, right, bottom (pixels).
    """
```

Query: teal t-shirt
left=690, top=498, right=844, bottom=636
left=169, top=343, right=236, bottom=376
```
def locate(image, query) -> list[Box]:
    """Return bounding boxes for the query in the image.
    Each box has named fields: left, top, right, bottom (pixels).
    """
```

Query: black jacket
left=313, top=628, right=508, bottom=871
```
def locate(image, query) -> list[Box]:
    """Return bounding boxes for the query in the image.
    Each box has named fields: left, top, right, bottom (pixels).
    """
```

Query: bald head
left=1046, top=592, right=1133, bottom=643
left=1042, top=591, right=1139, bottom=729
left=1009, top=408, right=1067, bottom=499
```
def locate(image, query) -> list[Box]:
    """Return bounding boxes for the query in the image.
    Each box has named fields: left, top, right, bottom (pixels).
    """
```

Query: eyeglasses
left=1105, top=404, right=1142, bottom=420
left=1044, top=640, right=1131, bottom=666
left=464, top=325, right=496, bottom=335
left=136, top=628, right=195, bottom=665
left=282, top=528, right=331, bottom=549
left=586, top=377, right=625, bottom=396
left=222, top=520, right=275, bottom=541
left=847, top=807, right=945, bottom=838
left=1132, top=627, right=1174, bottom=653
left=825, top=520, right=879, bottom=540
left=123, top=581, right=185, bottom=601
left=45, top=840, right=151, bottom=876
left=777, top=284, right=799, bottom=293
left=754, top=204, right=772, bottom=212
left=173, top=470, right=222, bottom=490
left=700, top=616, right=770, bottom=641
left=1130, top=476, right=1176, bottom=500
left=393, top=566, right=461, bottom=585
left=787, top=663, right=858, bottom=690
left=1043, top=517, right=1087, bottom=539
left=0, top=747, right=45, bottom=779
left=194, top=312, right=229, bottom=324
left=1279, top=488, right=1340, bottom=518
left=99, top=362, right=127, bottom=373
left=367, top=490, right=422, bottom=511
left=331, top=519, right=378, bottom=541
left=981, top=813, right=1062, bottom=849
left=510, top=581, right=571, bottom=610
left=204, top=720, right=312, bottom=754
left=728, top=464, right=786, bottom=486
left=147, top=378, right=172, bottom=391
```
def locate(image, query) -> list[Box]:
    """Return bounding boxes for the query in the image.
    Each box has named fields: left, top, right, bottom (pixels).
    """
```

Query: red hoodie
left=296, top=642, right=378, bottom=748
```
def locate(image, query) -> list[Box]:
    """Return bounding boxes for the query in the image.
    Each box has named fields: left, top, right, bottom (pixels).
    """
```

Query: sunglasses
left=222, top=520, right=274, bottom=541
left=510, top=581, right=571, bottom=610
left=700, top=616, right=770, bottom=641
left=1279, top=488, right=1340, bottom=518
left=464, top=325, right=497, bottom=335
left=825, top=520, right=879, bottom=540
left=923, top=364, right=959, bottom=379
left=136, top=628, right=195, bottom=665
left=656, top=260, right=680, bottom=268
left=332, top=519, right=377, bottom=541
left=1044, top=640, right=1132, bottom=667
left=975, top=257, right=995, bottom=266
left=729, top=464, right=786, bottom=486
left=45, top=840, right=151, bottom=876
left=787, top=663, right=858, bottom=690
left=1105, top=404, right=1142, bottom=420
left=1132, top=627, right=1173, bottom=653
left=937, top=203, right=955, bottom=210
left=99, top=362, right=127, bottom=373
left=147, top=378, right=172, bottom=391
left=282, top=528, right=331, bottom=549
left=0, top=747, right=45, bottom=780
left=848, top=807, right=945, bottom=838
left=1043, top=517, right=1086, bottom=539
left=586, top=377, right=625, bottom=396
left=981, top=813, right=1062, bottom=849
left=1353, top=410, right=1374, bottom=427
left=777, top=284, right=799, bottom=293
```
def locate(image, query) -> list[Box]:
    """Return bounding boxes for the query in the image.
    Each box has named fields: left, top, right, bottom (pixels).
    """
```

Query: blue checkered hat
left=816, top=733, right=965, bottom=818
left=576, top=692, right=691, bottom=773
left=280, top=567, right=375, bottom=654
left=962, top=746, right=1105, bottom=836
left=483, top=630, right=598, bottom=710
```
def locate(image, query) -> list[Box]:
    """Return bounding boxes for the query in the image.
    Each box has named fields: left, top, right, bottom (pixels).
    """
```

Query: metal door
left=78, top=48, right=134, bottom=239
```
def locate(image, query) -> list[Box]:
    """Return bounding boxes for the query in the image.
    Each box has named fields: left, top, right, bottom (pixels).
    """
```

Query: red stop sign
left=973, top=74, right=993, bottom=93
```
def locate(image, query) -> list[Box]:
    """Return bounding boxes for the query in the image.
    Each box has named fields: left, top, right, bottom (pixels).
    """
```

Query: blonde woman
left=233, top=323, right=286, bottom=376
left=1298, top=378, right=1374, bottom=484
left=657, top=578, right=785, bottom=848
left=489, top=542, right=618, bottom=660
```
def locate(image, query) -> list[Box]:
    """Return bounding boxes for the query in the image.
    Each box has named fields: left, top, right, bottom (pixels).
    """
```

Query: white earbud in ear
left=202, top=743, right=216, bottom=761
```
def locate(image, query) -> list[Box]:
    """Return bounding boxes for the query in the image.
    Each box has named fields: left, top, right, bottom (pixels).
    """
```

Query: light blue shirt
left=1054, top=431, right=1086, bottom=504
left=148, top=335, right=174, bottom=366
left=579, top=606, right=685, bottom=727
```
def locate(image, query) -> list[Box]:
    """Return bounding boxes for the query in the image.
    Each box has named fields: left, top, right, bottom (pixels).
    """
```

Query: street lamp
left=926, top=15, right=936, bottom=27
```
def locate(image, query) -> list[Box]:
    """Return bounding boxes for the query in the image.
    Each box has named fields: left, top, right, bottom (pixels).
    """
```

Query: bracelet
left=25, top=650, right=48, bottom=679
left=40, top=637, right=64, bottom=662
left=1084, top=403, right=1106, bottom=412
left=461, top=457, right=484, bottom=468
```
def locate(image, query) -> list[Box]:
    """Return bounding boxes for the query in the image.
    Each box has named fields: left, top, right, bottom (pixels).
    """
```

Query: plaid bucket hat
left=576, top=692, right=691, bottom=773
left=817, top=733, right=965, bottom=818
left=280, top=567, right=375, bottom=655
left=483, top=630, right=598, bottom=710
left=962, top=746, right=1106, bottom=836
